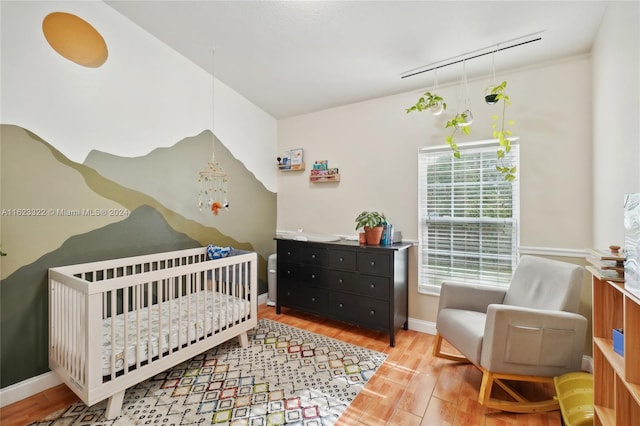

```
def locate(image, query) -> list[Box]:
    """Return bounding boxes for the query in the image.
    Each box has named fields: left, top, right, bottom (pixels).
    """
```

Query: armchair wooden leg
left=432, top=333, right=470, bottom=363
left=478, top=368, right=559, bottom=413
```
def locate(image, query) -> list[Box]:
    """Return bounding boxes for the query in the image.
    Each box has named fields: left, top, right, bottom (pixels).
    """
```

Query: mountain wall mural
left=0, top=124, right=275, bottom=387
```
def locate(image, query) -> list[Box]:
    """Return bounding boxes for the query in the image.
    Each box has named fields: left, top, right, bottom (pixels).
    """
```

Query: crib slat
left=185, top=274, right=190, bottom=345
left=146, top=281, right=152, bottom=369
left=157, top=281, right=163, bottom=360
left=168, top=278, right=173, bottom=354
left=110, top=290, right=116, bottom=381
left=214, top=268, right=218, bottom=335
left=195, top=273, right=200, bottom=342
left=123, top=287, right=128, bottom=374
left=136, top=284, right=141, bottom=370
left=178, top=276, right=183, bottom=349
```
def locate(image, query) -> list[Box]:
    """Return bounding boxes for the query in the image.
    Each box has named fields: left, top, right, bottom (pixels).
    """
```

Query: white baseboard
left=0, top=371, right=62, bottom=408
left=582, top=355, right=593, bottom=373
left=408, top=317, right=436, bottom=335
left=258, top=292, right=269, bottom=306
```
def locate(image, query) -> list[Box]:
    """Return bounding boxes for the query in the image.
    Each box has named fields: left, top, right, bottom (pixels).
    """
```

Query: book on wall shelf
left=586, top=246, right=625, bottom=283
left=278, top=148, right=305, bottom=171
left=587, top=247, right=625, bottom=262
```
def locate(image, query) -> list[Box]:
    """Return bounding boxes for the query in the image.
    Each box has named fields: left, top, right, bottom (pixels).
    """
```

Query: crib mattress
left=102, top=290, right=250, bottom=376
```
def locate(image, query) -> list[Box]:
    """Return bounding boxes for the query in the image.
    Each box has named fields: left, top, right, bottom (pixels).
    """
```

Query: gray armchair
left=433, top=255, right=587, bottom=413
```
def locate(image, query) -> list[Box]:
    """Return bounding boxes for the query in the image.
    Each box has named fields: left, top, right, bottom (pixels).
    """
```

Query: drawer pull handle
left=339, top=303, right=344, bottom=308
left=287, top=270, right=291, bottom=275
left=311, top=254, right=316, bottom=259
left=370, top=310, right=375, bottom=316
left=287, top=292, right=291, bottom=296
left=339, top=257, right=344, bottom=262
left=370, top=261, right=375, bottom=267
left=311, top=297, right=316, bottom=302
left=338, top=278, right=343, bottom=284
left=370, top=283, right=375, bottom=289
left=311, top=274, right=316, bottom=279
left=287, top=251, right=291, bottom=256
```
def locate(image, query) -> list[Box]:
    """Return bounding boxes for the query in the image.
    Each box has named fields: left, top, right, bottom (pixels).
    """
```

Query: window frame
left=418, top=138, right=520, bottom=295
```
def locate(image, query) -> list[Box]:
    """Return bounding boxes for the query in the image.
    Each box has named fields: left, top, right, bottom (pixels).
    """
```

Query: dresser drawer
left=328, top=269, right=357, bottom=291
left=279, top=282, right=328, bottom=312
left=328, top=249, right=357, bottom=271
left=358, top=252, right=391, bottom=276
left=300, top=265, right=328, bottom=287
left=329, top=292, right=389, bottom=329
left=302, top=246, right=328, bottom=266
left=356, top=275, right=390, bottom=299
left=277, top=242, right=301, bottom=263
left=278, top=281, right=300, bottom=306
left=277, top=263, right=300, bottom=282
left=354, top=297, right=390, bottom=329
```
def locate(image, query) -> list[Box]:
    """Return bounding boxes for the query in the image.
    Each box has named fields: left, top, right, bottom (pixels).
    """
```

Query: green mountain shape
left=1, top=125, right=266, bottom=274
left=1, top=124, right=125, bottom=278
left=84, top=130, right=277, bottom=263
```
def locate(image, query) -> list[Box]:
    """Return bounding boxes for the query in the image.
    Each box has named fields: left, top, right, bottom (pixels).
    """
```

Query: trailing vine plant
left=487, top=81, right=516, bottom=181
left=444, top=112, right=472, bottom=159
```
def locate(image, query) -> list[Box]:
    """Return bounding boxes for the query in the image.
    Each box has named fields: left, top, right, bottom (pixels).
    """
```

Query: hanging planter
left=485, top=93, right=499, bottom=104
left=486, top=80, right=517, bottom=181
left=456, top=109, right=473, bottom=127
left=406, top=68, right=446, bottom=116
left=406, top=92, right=446, bottom=115
left=443, top=60, right=474, bottom=158
left=484, top=49, right=500, bottom=105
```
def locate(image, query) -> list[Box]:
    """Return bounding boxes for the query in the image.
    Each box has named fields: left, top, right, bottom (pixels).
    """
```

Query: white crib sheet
left=102, top=289, right=250, bottom=376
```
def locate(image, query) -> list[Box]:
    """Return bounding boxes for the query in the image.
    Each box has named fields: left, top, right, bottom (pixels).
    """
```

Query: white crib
left=48, top=247, right=257, bottom=419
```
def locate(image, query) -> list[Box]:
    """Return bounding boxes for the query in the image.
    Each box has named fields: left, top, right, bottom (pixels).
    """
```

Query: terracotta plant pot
left=364, top=226, right=384, bottom=245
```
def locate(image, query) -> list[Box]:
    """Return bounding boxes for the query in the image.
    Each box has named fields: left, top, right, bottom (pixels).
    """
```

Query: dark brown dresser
left=275, top=238, right=411, bottom=346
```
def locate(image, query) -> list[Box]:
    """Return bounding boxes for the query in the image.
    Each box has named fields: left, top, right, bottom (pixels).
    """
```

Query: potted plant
left=487, top=81, right=517, bottom=181
left=355, top=211, right=386, bottom=245
left=406, top=91, right=447, bottom=116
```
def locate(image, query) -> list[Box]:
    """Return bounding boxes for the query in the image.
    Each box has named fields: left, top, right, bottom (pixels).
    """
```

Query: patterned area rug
left=33, top=318, right=387, bottom=425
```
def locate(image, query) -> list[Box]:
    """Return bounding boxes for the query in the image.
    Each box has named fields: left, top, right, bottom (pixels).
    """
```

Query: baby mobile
left=198, top=153, right=229, bottom=216
left=197, top=48, right=229, bottom=216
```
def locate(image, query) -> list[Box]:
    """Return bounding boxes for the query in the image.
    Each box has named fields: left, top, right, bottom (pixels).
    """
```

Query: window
left=418, top=140, right=519, bottom=294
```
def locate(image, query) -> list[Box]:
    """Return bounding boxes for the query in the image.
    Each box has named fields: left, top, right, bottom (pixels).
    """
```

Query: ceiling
left=105, top=1, right=609, bottom=119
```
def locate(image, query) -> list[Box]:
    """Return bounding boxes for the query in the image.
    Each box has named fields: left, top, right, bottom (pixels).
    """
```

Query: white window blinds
left=418, top=140, right=519, bottom=294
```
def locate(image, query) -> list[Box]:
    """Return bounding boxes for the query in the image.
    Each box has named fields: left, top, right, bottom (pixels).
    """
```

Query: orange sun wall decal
left=42, top=12, right=108, bottom=68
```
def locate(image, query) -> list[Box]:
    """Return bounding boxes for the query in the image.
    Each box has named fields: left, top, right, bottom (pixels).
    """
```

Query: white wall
left=591, top=1, right=640, bottom=247
left=278, top=56, right=594, bottom=322
left=0, top=0, right=278, bottom=191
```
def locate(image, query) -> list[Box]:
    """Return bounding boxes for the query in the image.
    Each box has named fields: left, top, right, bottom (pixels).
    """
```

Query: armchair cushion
left=503, top=256, right=584, bottom=312
left=436, top=308, right=486, bottom=364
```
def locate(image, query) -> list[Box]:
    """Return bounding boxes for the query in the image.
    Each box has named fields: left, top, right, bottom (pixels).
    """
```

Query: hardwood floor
left=0, top=304, right=562, bottom=425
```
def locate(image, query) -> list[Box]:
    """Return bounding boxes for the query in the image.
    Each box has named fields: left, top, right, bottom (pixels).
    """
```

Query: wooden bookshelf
left=278, top=163, right=305, bottom=171
left=589, top=270, right=640, bottom=425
